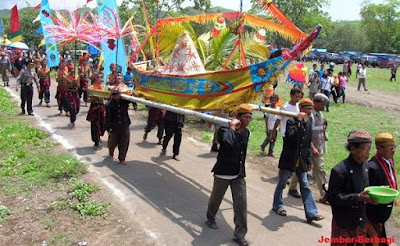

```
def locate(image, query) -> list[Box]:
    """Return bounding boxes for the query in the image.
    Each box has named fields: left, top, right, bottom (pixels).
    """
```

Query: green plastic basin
left=364, top=186, right=399, bottom=204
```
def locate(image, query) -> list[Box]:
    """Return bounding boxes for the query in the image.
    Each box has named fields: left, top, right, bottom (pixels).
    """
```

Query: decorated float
left=127, top=0, right=321, bottom=111
left=44, top=0, right=321, bottom=120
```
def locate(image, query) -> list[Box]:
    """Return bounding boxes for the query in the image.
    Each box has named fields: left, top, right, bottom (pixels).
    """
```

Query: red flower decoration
left=177, top=63, right=185, bottom=72
left=186, top=49, right=196, bottom=60
left=180, top=42, right=188, bottom=49
left=192, top=62, right=201, bottom=71
left=168, top=64, right=175, bottom=72
left=173, top=49, right=180, bottom=58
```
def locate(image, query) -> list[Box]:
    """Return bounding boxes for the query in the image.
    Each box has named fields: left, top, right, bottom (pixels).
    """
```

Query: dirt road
left=4, top=77, right=399, bottom=246
left=338, top=82, right=400, bottom=116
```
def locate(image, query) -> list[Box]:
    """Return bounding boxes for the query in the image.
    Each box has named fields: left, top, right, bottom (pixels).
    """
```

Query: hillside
left=0, top=9, right=11, bottom=18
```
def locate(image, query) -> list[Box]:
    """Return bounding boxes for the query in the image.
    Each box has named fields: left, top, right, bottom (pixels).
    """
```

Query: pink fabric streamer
left=44, top=8, right=141, bottom=49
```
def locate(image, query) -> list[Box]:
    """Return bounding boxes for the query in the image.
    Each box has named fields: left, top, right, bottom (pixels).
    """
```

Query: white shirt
left=321, top=77, right=332, bottom=91
left=264, top=106, right=280, bottom=130
left=383, top=158, right=396, bottom=185
left=359, top=68, right=366, bottom=79
left=277, top=102, right=299, bottom=137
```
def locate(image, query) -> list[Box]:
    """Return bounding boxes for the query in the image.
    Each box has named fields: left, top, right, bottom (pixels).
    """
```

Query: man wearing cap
left=0, top=52, right=11, bottom=87
left=105, top=88, right=131, bottom=165
left=16, top=60, right=39, bottom=115
left=327, top=130, right=376, bottom=244
left=365, top=133, right=398, bottom=245
left=206, top=104, right=253, bottom=246
left=311, top=93, right=329, bottom=203
left=272, top=98, right=324, bottom=223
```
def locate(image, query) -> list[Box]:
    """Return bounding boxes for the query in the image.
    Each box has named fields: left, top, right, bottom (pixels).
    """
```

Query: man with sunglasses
left=365, top=133, right=398, bottom=245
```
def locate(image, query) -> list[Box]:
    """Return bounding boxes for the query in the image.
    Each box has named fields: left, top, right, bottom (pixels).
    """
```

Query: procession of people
left=0, top=46, right=398, bottom=246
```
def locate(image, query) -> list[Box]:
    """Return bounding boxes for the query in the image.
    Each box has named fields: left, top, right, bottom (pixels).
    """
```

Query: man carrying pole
left=205, top=104, right=253, bottom=246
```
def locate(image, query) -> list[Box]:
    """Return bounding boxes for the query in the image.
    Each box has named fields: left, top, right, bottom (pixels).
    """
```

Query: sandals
left=307, top=214, right=325, bottom=223
left=274, top=209, right=287, bottom=216
left=205, top=220, right=218, bottom=229
left=233, top=237, right=249, bottom=246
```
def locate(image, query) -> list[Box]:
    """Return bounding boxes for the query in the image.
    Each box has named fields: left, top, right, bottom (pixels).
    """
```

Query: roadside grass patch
left=70, top=201, right=110, bottom=218
left=49, top=232, right=75, bottom=245
left=69, top=178, right=100, bottom=202
left=47, top=179, right=109, bottom=219
left=0, top=89, right=16, bottom=115
left=69, top=178, right=109, bottom=218
left=0, top=205, right=11, bottom=222
left=0, top=86, right=108, bottom=227
left=42, top=219, right=56, bottom=229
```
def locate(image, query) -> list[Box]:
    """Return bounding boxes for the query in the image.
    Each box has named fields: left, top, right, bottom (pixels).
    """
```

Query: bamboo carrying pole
left=88, top=89, right=298, bottom=125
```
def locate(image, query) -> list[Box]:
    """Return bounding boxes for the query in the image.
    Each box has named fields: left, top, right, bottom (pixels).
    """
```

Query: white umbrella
left=9, top=41, right=29, bottom=50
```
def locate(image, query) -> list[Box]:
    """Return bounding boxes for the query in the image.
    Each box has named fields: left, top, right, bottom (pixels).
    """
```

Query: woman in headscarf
left=327, top=130, right=377, bottom=246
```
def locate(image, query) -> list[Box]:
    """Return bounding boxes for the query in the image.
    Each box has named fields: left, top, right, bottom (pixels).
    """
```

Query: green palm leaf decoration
left=242, top=32, right=270, bottom=61
left=204, top=28, right=236, bottom=70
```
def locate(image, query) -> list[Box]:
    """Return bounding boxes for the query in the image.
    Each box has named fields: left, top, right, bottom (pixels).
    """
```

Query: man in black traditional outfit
left=327, top=130, right=377, bottom=246
left=365, top=132, right=398, bottom=246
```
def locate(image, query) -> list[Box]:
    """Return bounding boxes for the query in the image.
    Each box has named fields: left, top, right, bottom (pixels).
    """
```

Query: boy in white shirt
left=261, top=94, right=280, bottom=157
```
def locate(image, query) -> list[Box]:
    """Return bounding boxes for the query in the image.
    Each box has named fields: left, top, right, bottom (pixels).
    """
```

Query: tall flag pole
left=40, top=0, right=60, bottom=68
left=97, top=0, right=127, bottom=83
left=9, top=5, right=23, bottom=42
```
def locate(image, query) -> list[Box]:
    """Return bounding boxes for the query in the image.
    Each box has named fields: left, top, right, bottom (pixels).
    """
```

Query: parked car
left=335, top=54, right=352, bottom=64
left=395, top=57, right=400, bottom=66
left=349, top=54, right=363, bottom=64
left=324, top=53, right=338, bottom=64
left=360, top=55, right=378, bottom=67
left=302, top=52, right=319, bottom=62
left=378, top=57, right=396, bottom=68
left=318, top=52, right=328, bottom=63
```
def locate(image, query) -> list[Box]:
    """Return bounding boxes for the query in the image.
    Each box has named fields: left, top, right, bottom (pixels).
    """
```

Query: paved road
left=4, top=77, right=399, bottom=246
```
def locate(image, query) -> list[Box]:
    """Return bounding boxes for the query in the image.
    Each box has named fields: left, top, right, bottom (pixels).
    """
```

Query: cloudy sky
left=1, top=0, right=385, bottom=21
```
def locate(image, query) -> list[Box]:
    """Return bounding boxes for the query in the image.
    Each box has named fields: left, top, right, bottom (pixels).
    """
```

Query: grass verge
left=0, top=87, right=110, bottom=242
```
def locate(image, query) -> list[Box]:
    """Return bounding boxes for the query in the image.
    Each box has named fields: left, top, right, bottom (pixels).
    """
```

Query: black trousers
left=39, top=90, right=50, bottom=103
left=91, top=122, right=99, bottom=144
left=145, top=118, right=165, bottom=140
left=80, top=89, right=88, bottom=103
left=63, top=99, right=77, bottom=123
left=21, top=85, right=34, bottom=114
left=390, top=73, right=396, bottom=81
left=162, top=121, right=182, bottom=156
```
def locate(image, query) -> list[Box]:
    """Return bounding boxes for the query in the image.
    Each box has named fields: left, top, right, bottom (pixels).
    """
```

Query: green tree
left=126, top=0, right=211, bottom=27
left=319, top=21, right=369, bottom=52
left=360, top=0, right=400, bottom=53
